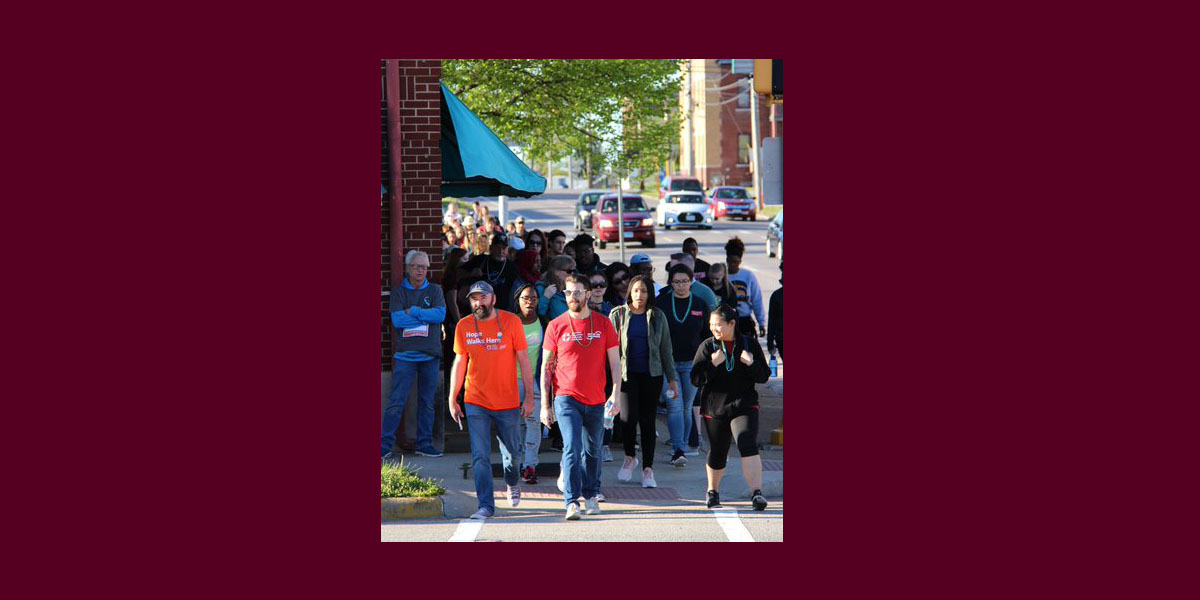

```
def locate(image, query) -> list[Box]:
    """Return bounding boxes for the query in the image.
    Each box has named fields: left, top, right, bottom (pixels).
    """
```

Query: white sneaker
left=470, top=507, right=493, bottom=519
left=641, top=467, right=657, bottom=488
left=557, top=469, right=565, bottom=492
left=617, top=456, right=638, bottom=482
left=601, top=445, right=613, bottom=462
left=507, top=484, right=521, bottom=508
left=595, top=491, right=606, bottom=503
left=565, top=503, right=582, bottom=520
left=584, top=497, right=601, bottom=515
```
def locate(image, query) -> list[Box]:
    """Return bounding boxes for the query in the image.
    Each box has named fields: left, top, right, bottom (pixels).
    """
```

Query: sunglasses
left=591, top=280, right=607, bottom=288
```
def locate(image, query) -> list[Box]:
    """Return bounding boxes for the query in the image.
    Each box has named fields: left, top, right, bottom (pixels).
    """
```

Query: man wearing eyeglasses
left=382, top=250, right=447, bottom=461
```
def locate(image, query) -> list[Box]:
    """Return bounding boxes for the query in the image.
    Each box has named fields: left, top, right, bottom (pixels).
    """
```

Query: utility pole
left=685, top=60, right=694, bottom=176
left=616, top=171, right=626, bottom=265
left=749, top=75, right=764, bottom=210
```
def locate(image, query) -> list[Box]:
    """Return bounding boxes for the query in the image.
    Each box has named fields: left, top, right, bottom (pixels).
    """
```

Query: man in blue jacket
left=382, top=250, right=447, bottom=460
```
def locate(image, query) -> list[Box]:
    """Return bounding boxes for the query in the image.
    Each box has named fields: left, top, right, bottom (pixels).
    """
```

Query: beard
left=567, top=299, right=584, bottom=313
left=473, top=305, right=492, bottom=319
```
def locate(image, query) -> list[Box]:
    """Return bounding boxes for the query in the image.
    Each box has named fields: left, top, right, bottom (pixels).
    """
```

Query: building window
left=737, top=80, right=750, bottom=108
left=738, top=134, right=751, bottom=165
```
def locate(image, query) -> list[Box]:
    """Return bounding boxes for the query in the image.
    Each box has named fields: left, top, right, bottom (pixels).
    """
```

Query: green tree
left=442, top=59, right=684, bottom=183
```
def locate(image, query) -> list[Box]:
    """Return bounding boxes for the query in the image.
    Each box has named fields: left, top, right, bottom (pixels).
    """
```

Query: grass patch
left=381, top=459, right=446, bottom=498
left=441, top=197, right=473, bottom=213
left=762, top=204, right=782, bottom=218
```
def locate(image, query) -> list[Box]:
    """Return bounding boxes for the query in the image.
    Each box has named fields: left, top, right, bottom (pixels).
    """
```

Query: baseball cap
left=630, top=253, right=652, bottom=265
left=490, top=232, right=508, bottom=246
left=515, top=216, right=525, bottom=223
left=467, top=281, right=495, bottom=297
left=508, top=236, right=525, bottom=251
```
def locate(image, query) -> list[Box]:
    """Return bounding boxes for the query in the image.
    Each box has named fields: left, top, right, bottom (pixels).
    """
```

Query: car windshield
left=600, top=197, right=648, bottom=212
left=667, top=194, right=705, bottom=204
left=670, top=179, right=703, bottom=192
left=581, top=193, right=601, bottom=207
left=714, top=188, right=748, bottom=199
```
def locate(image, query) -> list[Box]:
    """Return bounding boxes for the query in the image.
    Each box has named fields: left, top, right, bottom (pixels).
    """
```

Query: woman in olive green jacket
left=609, top=275, right=679, bottom=488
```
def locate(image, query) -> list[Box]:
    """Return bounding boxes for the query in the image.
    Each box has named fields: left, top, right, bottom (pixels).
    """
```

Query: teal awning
left=441, top=83, right=546, bottom=198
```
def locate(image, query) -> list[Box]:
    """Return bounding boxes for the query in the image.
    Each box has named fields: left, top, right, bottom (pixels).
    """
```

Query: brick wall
left=382, top=59, right=444, bottom=370
left=716, top=62, right=773, bottom=188
left=381, top=62, right=392, bottom=369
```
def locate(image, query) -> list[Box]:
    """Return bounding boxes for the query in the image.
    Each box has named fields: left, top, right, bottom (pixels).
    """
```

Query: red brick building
left=381, top=59, right=443, bottom=370
left=680, top=59, right=783, bottom=189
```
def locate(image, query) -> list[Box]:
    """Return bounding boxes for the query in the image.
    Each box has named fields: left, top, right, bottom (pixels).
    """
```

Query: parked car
left=766, top=210, right=783, bottom=258
left=656, top=191, right=713, bottom=229
left=709, top=186, right=757, bottom=221
left=574, top=189, right=608, bottom=231
left=658, top=175, right=704, bottom=202
left=592, top=194, right=655, bottom=249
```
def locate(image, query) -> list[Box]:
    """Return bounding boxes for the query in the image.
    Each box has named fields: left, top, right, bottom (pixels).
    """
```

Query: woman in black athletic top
left=691, top=304, right=771, bottom=510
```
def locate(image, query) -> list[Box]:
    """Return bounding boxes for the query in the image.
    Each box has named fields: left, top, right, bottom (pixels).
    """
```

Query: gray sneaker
left=601, top=445, right=613, bottom=462
left=507, top=484, right=521, bottom=508
left=470, top=507, right=494, bottom=519
left=584, top=497, right=601, bottom=515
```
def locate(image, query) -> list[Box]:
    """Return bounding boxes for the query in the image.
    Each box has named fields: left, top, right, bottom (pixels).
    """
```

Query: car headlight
left=667, top=216, right=675, bottom=223
left=599, top=219, right=614, bottom=228
left=718, top=201, right=726, bottom=209
left=641, top=218, right=654, bottom=227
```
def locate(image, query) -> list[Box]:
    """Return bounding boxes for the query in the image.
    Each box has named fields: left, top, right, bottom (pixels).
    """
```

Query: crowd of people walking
left=383, top=201, right=783, bottom=520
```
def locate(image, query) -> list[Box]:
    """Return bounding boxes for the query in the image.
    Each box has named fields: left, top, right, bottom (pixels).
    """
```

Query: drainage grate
left=761, top=460, right=783, bottom=472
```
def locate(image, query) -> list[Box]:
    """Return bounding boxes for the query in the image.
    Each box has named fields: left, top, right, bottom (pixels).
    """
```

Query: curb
left=381, top=497, right=444, bottom=520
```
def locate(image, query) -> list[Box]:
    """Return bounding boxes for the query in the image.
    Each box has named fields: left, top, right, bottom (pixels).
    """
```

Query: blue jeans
left=660, top=361, right=697, bottom=453
left=381, top=357, right=440, bottom=456
left=465, top=403, right=522, bottom=513
left=511, top=382, right=542, bottom=468
left=554, top=395, right=604, bottom=508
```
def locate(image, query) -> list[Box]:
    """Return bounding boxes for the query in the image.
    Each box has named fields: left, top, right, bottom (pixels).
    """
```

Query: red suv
left=658, top=175, right=705, bottom=202
left=592, top=194, right=655, bottom=249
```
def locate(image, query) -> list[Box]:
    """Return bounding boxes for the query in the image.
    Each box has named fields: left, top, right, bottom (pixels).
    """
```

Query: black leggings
left=703, top=410, right=759, bottom=470
left=619, top=372, right=663, bottom=468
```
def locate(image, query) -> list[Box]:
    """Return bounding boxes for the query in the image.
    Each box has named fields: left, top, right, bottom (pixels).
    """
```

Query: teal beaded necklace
left=671, top=293, right=693, bottom=323
left=722, top=339, right=736, bottom=372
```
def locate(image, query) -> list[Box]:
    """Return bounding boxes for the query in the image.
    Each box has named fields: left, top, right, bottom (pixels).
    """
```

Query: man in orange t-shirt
left=449, top=281, right=534, bottom=520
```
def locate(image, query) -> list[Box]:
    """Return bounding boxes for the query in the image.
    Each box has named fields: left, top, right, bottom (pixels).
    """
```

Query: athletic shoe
left=470, top=507, right=494, bottom=519
left=557, top=469, right=565, bottom=492
left=565, top=503, right=582, bottom=520
left=669, top=450, right=688, bottom=467
left=641, top=468, right=657, bottom=488
left=595, top=491, right=606, bottom=502
left=381, top=451, right=402, bottom=464
left=706, top=490, right=721, bottom=509
left=684, top=447, right=701, bottom=456
left=507, top=484, right=521, bottom=508
left=601, top=445, right=613, bottom=462
left=521, top=465, right=538, bottom=485
left=415, top=447, right=443, bottom=457
left=584, top=497, right=601, bottom=515
left=751, top=490, right=767, bottom=511
left=617, top=457, right=638, bottom=482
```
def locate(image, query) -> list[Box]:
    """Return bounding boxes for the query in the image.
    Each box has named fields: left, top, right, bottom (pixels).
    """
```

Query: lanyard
left=472, top=315, right=502, bottom=350
left=567, top=312, right=595, bottom=347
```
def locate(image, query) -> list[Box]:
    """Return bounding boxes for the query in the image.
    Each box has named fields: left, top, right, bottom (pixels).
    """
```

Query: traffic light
left=753, top=59, right=782, bottom=101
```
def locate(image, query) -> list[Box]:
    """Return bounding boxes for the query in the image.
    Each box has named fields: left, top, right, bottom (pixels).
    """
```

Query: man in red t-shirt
left=449, top=281, right=534, bottom=520
left=541, top=274, right=621, bottom=520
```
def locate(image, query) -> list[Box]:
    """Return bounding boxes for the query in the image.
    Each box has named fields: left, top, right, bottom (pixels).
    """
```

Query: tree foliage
left=442, top=59, right=684, bottom=180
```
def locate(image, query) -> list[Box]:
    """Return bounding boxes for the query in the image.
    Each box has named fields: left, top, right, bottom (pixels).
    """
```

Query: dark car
left=574, top=189, right=608, bottom=231
left=592, top=194, right=655, bottom=249
left=709, top=186, right=757, bottom=221
left=766, top=210, right=783, bottom=258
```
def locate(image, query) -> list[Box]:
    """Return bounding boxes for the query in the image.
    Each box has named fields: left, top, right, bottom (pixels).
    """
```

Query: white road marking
left=448, top=519, right=484, bottom=542
left=711, top=507, right=755, bottom=542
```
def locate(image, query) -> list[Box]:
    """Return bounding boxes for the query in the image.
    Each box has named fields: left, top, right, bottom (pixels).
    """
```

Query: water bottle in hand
left=769, top=354, right=778, bottom=378
left=603, top=398, right=615, bottom=430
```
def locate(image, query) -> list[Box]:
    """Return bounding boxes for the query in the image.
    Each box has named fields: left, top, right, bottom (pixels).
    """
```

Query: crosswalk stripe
left=711, top=507, right=755, bottom=542
left=448, top=519, right=484, bottom=542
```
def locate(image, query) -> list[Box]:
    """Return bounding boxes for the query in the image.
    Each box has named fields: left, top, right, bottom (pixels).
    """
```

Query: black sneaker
left=669, top=450, right=687, bottom=467
left=751, top=489, right=767, bottom=511
left=706, top=490, right=722, bottom=509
